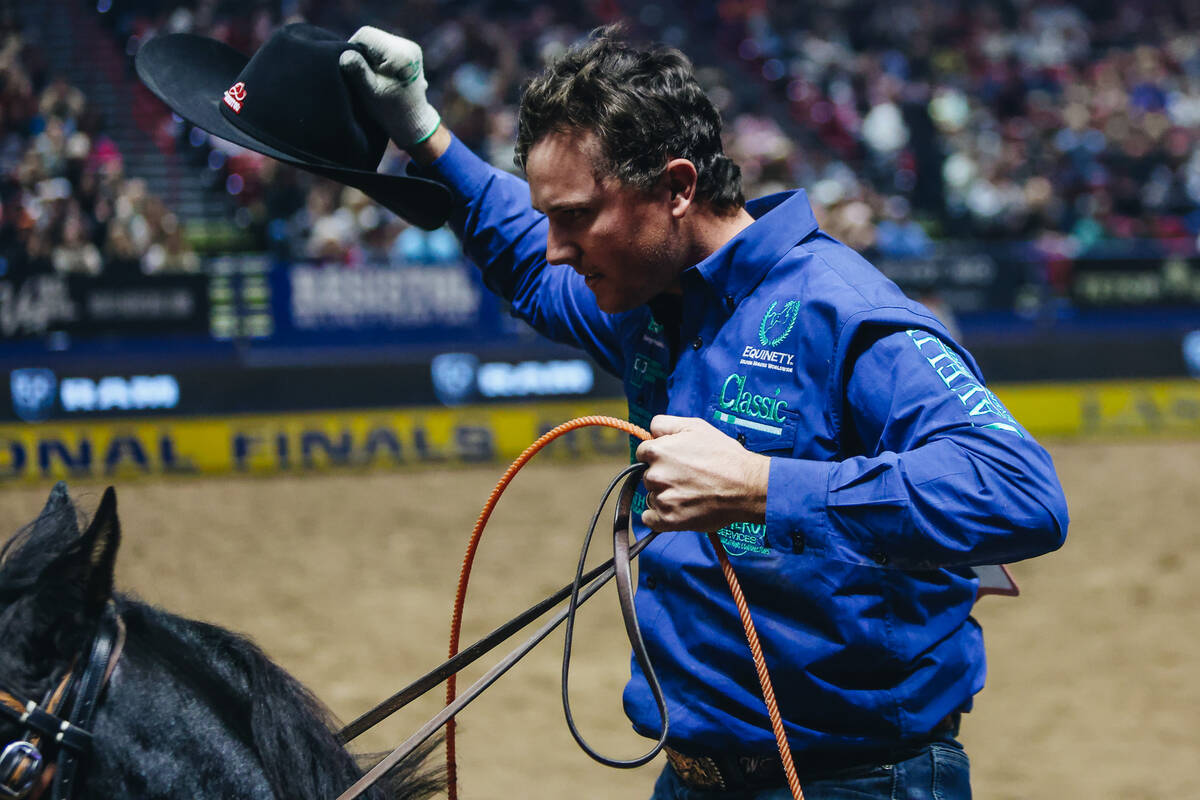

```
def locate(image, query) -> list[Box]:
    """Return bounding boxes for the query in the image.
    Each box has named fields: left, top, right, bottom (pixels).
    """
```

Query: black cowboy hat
left=135, top=23, right=452, bottom=230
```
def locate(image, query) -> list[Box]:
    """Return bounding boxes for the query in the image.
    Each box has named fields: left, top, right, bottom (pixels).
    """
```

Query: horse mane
left=112, top=594, right=442, bottom=800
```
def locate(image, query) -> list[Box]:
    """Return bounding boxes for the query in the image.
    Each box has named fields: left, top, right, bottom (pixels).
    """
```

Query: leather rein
left=334, top=462, right=663, bottom=800
left=0, top=603, right=125, bottom=800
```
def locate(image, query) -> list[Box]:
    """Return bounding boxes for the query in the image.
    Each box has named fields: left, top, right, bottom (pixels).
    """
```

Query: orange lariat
left=444, top=416, right=803, bottom=800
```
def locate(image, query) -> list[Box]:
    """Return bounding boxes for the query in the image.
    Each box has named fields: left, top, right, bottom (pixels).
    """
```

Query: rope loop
left=444, top=416, right=803, bottom=800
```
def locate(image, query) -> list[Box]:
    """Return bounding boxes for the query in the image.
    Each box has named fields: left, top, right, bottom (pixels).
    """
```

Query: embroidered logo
left=758, top=299, right=800, bottom=347
left=397, top=57, right=423, bottom=87
left=717, top=521, right=771, bottom=557
left=906, top=330, right=1023, bottom=437
left=712, top=372, right=789, bottom=435
left=222, top=82, right=247, bottom=114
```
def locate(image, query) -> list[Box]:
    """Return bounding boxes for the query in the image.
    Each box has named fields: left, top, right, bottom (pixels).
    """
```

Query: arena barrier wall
left=2, top=380, right=1198, bottom=484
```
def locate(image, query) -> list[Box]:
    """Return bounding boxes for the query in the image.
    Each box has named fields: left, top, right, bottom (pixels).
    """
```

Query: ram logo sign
left=10, top=369, right=57, bottom=423
left=430, top=355, right=595, bottom=406
left=59, top=375, right=180, bottom=413
left=430, top=353, right=479, bottom=406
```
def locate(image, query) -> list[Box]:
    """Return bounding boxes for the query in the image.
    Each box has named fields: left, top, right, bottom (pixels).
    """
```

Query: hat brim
left=135, top=33, right=452, bottom=230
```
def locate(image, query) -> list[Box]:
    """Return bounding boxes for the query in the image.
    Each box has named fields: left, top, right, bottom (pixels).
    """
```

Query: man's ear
left=664, top=158, right=698, bottom=218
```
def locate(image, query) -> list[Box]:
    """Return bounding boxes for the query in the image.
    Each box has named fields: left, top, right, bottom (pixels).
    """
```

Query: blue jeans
left=649, top=740, right=971, bottom=800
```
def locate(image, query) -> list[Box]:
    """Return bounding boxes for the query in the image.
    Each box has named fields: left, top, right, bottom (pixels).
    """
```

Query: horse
left=0, top=483, right=442, bottom=799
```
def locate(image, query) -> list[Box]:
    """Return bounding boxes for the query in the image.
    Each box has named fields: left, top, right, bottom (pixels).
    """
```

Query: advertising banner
left=3, top=381, right=1199, bottom=484
left=2, top=353, right=622, bottom=423
left=0, top=273, right=209, bottom=340
left=1069, top=255, right=1200, bottom=309
left=266, top=262, right=519, bottom=347
left=0, top=399, right=632, bottom=483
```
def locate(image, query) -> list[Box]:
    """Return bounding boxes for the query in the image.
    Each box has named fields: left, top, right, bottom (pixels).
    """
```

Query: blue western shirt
left=418, top=135, right=1069, bottom=760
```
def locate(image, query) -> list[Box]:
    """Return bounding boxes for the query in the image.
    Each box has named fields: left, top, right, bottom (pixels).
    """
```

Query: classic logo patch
left=222, top=81, right=247, bottom=113
left=713, top=372, right=789, bottom=435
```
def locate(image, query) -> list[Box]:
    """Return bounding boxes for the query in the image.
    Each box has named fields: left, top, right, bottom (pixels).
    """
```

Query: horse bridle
left=0, top=603, right=124, bottom=800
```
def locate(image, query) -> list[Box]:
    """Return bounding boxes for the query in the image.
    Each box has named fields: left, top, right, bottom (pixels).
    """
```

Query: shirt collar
left=686, top=189, right=820, bottom=307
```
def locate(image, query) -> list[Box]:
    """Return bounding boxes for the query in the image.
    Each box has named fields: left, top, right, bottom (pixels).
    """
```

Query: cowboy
left=334, top=24, right=1068, bottom=800
left=137, top=21, right=1070, bottom=800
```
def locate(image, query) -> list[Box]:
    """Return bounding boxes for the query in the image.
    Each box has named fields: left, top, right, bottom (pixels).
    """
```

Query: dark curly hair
left=514, top=25, right=745, bottom=214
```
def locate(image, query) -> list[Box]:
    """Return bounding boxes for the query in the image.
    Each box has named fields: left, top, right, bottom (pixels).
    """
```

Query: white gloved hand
left=339, top=26, right=441, bottom=148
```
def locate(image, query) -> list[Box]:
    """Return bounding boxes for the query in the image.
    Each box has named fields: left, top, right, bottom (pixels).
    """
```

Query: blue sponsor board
left=5, top=250, right=1200, bottom=388
left=2, top=350, right=619, bottom=424
left=265, top=261, right=517, bottom=347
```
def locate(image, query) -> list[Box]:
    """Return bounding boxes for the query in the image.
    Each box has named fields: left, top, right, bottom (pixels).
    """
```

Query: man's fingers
left=649, top=414, right=692, bottom=437
left=339, top=50, right=391, bottom=97
left=641, top=507, right=694, bottom=533
left=339, top=49, right=372, bottom=85
left=641, top=508, right=665, bottom=531
left=347, top=26, right=422, bottom=79
left=347, top=26, right=396, bottom=62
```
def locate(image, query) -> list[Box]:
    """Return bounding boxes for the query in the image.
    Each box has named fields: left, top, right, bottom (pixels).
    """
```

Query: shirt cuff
left=766, top=457, right=884, bottom=567
left=406, top=133, right=493, bottom=204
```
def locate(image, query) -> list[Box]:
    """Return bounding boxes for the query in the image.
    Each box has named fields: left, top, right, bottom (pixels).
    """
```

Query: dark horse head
left=0, top=483, right=440, bottom=800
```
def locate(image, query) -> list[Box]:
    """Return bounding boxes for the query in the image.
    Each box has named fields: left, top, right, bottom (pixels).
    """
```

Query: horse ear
left=77, top=486, right=121, bottom=610
left=40, top=481, right=80, bottom=537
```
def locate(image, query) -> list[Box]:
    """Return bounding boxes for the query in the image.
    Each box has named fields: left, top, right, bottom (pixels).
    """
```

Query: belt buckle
left=665, top=746, right=727, bottom=790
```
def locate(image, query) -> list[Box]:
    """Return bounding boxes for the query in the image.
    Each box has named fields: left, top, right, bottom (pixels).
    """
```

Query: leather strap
left=0, top=603, right=123, bottom=800
left=334, top=463, right=659, bottom=800
left=52, top=606, right=121, bottom=799
left=337, top=556, right=617, bottom=745
left=561, top=462, right=667, bottom=767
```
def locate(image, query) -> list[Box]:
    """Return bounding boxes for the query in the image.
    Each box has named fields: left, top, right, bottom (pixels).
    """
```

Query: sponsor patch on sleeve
left=906, top=330, right=1023, bottom=437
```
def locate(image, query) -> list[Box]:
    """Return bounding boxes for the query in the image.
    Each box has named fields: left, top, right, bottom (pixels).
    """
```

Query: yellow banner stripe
left=2, top=380, right=1198, bottom=484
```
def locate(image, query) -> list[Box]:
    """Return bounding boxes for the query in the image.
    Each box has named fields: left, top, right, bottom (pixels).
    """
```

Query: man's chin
left=594, top=295, right=637, bottom=314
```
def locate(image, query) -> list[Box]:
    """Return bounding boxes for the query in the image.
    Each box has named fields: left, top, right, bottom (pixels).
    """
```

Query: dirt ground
left=1, top=438, right=1196, bottom=800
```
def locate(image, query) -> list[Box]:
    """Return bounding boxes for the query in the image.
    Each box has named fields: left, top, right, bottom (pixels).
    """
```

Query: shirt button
left=736, top=432, right=747, bottom=445
left=790, top=531, right=805, bottom=554
left=691, top=337, right=703, bottom=350
left=644, top=575, right=657, bottom=589
left=871, top=551, right=889, bottom=566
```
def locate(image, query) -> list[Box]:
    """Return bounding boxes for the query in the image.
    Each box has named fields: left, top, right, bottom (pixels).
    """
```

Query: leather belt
left=666, top=713, right=962, bottom=791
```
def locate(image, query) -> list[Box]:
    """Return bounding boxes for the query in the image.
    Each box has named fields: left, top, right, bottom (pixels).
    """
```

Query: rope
left=444, top=416, right=803, bottom=800
left=706, top=531, right=804, bottom=799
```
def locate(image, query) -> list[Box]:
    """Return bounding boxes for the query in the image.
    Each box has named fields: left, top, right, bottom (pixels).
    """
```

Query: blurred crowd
left=0, top=8, right=199, bottom=280
left=114, top=0, right=616, bottom=267
left=704, top=0, right=1200, bottom=259
left=4, top=0, right=1200, bottom=279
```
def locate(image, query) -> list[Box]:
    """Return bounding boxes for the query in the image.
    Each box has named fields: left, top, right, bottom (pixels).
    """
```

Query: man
left=341, top=26, right=1068, bottom=800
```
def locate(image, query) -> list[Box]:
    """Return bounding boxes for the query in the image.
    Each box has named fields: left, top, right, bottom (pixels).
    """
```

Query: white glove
left=339, top=26, right=441, bottom=148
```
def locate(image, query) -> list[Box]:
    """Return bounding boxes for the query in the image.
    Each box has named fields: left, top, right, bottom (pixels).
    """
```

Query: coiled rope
left=445, top=415, right=803, bottom=800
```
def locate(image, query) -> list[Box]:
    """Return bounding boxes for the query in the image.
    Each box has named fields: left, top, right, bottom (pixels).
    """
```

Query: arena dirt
left=1, top=439, right=1195, bottom=799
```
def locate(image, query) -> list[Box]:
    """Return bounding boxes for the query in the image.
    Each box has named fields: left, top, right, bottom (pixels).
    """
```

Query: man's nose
left=545, top=224, right=578, bottom=267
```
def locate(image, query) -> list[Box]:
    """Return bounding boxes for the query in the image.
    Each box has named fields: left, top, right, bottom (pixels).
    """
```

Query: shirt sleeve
left=414, top=134, right=626, bottom=376
left=764, top=328, right=1069, bottom=569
